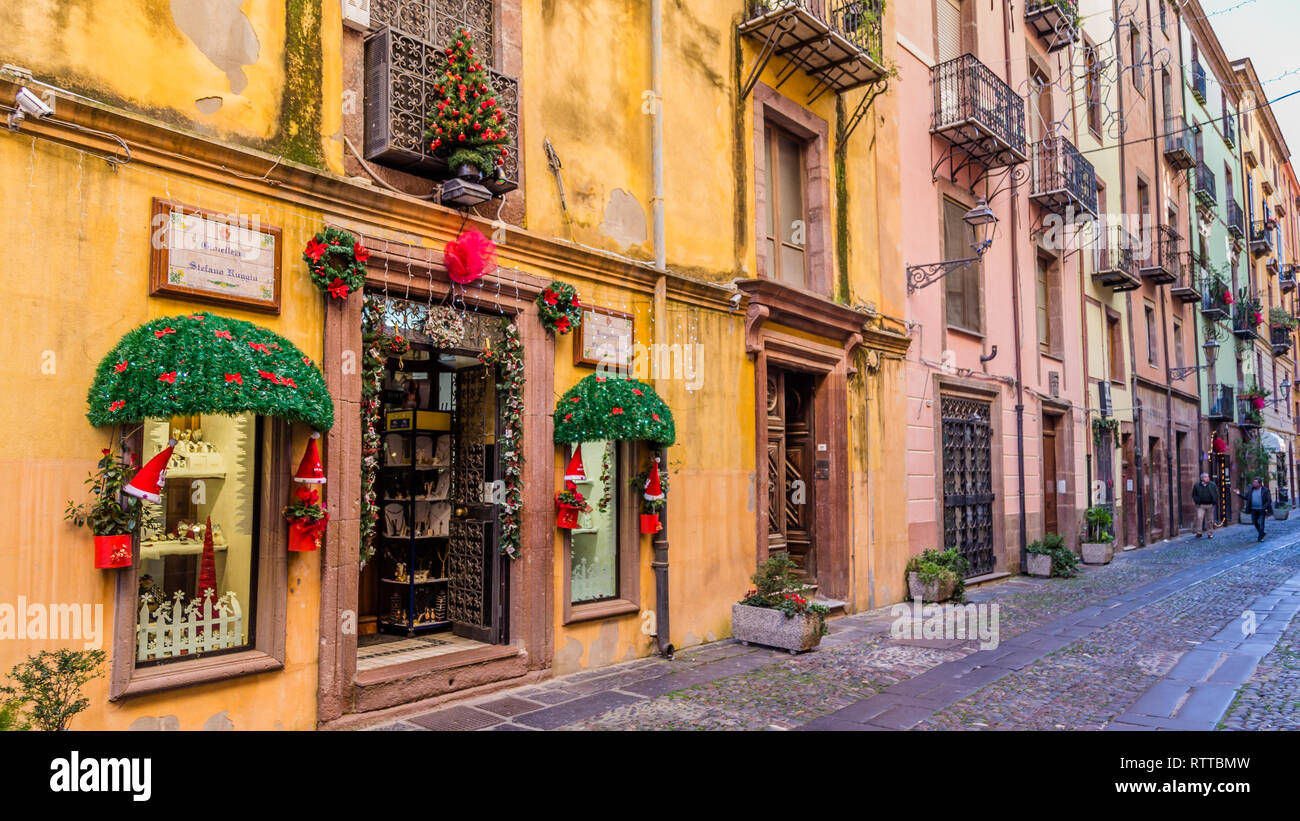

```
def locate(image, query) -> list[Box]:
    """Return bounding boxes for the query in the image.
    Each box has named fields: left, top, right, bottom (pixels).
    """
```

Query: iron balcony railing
left=1233, top=298, right=1262, bottom=339
left=1271, top=324, right=1293, bottom=355
left=1024, top=1, right=1079, bottom=52
left=1028, top=135, right=1097, bottom=217
left=1163, top=117, right=1195, bottom=170
left=1226, top=198, right=1246, bottom=239
left=1194, top=161, right=1217, bottom=209
left=931, top=54, right=1028, bottom=168
left=1171, top=251, right=1201, bottom=302
left=1192, top=61, right=1208, bottom=103
left=1281, top=264, right=1298, bottom=293
left=1093, top=225, right=1140, bottom=291
left=1250, top=220, right=1276, bottom=257
left=1200, top=275, right=1231, bottom=320
left=1238, top=396, right=1262, bottom=427
left=1208, top=384, right=1234, bottom=421
left=1223, top=110, right=1236, bottom=147
left=742, top=0, right=886, bottom=89
left=1140, top=223, right=1182, bottom=283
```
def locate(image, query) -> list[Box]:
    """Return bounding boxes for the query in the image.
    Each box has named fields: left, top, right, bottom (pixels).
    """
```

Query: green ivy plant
left=0, top=649, right=106, bottom=731
left=65, top=446, right=145, bottom=537
left=1026, top=533, right=1080, bottom=577
left=1092, top=416, right=1121, bottom=449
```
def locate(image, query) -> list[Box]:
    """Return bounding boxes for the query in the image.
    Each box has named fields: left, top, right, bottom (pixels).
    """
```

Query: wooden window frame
left=764, top=124, right=810, bottom=289
left=1144, top=301, right=1159, bottom=367
left=109, top=417, right=291, bottom=700
left=942, top=194, right=983, bottom=335
left=1107, top=308, right=1126, bottom=384
left=1085, top=40, right=1103, bottom=137
left=561, top=440, right=641, bottom=625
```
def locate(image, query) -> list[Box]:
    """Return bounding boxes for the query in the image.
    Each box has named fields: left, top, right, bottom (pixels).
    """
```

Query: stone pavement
left=370, top=519, right=1300, bottom=731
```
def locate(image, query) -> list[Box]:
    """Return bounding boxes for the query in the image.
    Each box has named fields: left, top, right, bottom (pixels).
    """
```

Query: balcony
left=1262, top=177, right=1274, bottom=196
left=739, top=1, right=887, bottom=96
left=1092, top=226, right=1140, bottom=292
left=1238, top=397, right=1262, bottom=428
left=1207, top=384, right=1234, bottom=422
left=1163, top=118, right=1195, bottom=171
left=1139, top=224, right=1182, bottom=284
left=1194, top=161, right=1217, bottom=211
left=931, top=54, right=1028, bottom=170
left=1223, top=111, right=1236, bottom=148
left=1171, top=251, right=1202, bottom=302
left=1028, top=135, right=1097, bottom=219
left=362, top=26, right=519, bottom=194
left=1192, top=62, right=1207, bottom=104
left=1250, top=220, right=1275, bottom=258
left=1200, top=275, right=1232, bottom=321
left=1282, top=264, right=1297, bottom=294
left=1227, top=198, right=1246, bottom=239
left=1244, top=147, right=1258, bottom=168
left=1232, top=299, right=1262, bottom=340
left=1024, top=0, right=1079, bottom=53
left=1271, top=324, right=1293, bottom=356
left=1267, top=257, right=1281, bottom=277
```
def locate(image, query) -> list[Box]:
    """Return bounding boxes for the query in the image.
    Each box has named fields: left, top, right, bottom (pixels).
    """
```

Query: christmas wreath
left=303, top=227, right=369, bottom=302
left=424, top=305, right=467, bottom=349
left=536, top=280, right=583, bottom=335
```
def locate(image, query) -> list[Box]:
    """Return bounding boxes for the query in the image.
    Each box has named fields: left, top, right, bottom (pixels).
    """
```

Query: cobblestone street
left=375, top=519, right=1300, bottom=731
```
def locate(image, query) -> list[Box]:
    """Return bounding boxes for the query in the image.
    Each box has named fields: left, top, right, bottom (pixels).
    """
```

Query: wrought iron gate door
left=448, top=364, right=504, bottom=644
left=941, top=396, right=995, bottom=577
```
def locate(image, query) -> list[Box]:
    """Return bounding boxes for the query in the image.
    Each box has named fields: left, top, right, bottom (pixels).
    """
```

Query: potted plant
left=64, top=447, right=145, bottom=569
left=1026, top=532, right=1079, bottom=578
left=0, top=649, right=106, bottom=731
left=555, top=481, right=590, bottom=530
left=1081, top=505, right=1115, bottom=565
left=283, top=486, right=329, bottom=552
left=905, top=547, right=968, bottom=602
left=732, top=554, right=830, bottom=654
left=629, top=461, right=669, bottom=534
left=424, top=28, right=511, bottom=183
left=1273, top=502, right=1291, bottom=521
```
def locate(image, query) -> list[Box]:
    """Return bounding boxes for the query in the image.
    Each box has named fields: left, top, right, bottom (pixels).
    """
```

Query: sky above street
left=1204, top=0, right=1300, bottom=159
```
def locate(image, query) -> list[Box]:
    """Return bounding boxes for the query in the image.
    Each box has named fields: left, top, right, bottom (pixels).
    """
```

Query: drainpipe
left=1003, top=3, right=1028, bottom=572
left=650, top=0, right=671, bottom=657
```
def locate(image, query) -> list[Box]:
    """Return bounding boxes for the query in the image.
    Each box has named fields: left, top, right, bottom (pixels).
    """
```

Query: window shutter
left=937, top=0, right=962, bottom=64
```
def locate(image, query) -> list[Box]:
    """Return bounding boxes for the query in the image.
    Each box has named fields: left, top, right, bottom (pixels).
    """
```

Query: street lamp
left=1169, top=337, right=1221, bottom=381
left=906, top=199, right=998, bottom=294
left=1274, top=375, right=1292, bottom=411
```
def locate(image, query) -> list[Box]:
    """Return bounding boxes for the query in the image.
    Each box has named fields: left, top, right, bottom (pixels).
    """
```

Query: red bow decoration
left=611, top=407, right=624, bottom=415
left=259, top=370, right=281, bottom=384
left=295, top=486, right=320, bottom=505
left=158, top=371, right=177, bottom=384
left=354, top=243, right=370, bottom=263
left=632, top=388, right=643, bottom=396
left=114, top=361, right=128, bottom=373
left=225, top=373, right=244, bottom=385
left=304, top=238, right=327, bottom=262
left=214, top=330, right=233, bottom=340
left=249, top=342, right=270, bottom=354
left=281, top=376, right=298, bottom=389
left=154, top=327, right=176, bottom=338
left=108, top=400, right=126, bottom=412
left=326, top=277, right=351, bottom=300
left=444, top=228, right=497, bottom=284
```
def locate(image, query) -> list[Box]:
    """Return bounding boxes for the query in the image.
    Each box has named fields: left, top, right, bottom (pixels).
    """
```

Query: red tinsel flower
left=214, top=330, right=233, bottom=340
left=108, top=400, right=125, bottom=412
left=444, top=228, right=497, bottom=284
left=543, top=290, right=557, bottom=306
left=101, top=448, right=110, bottom=456
left=225, top=373, right=244, bottom=385
left=154, top=327, right=175, bottom=338
left=611, top=407, right=623, bottom=415
left=158, top=371, right=177, bottom=384
left=296, top=487, right=319, bottom=505
left=632, top=388, right=643, bottom=396
left=570, top=397, right=580, bottom=403
left=114, top=361, right=128, bottom=373
left=354, top=243, right=370, bottom=263
left=1224, top=290, right=1235, bottom=304
left=652, top=413, right=661, bottom=422
left=305, top=238, right=327, bottom=262
left=327, top=277, right=351, bottom=300
left=564, top=413, right=573, bottom=422
left=282, top=377, right=298, bottom=389
left=555, top=317, right=571, bottom=334
left=188, top=314, right=206, bottom=321
left=249, top=342, right=270, bottom=353
left=258, top=370, right=280, bottom=384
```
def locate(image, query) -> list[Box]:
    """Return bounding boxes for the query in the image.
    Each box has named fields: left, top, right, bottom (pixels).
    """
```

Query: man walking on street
left=1192, top=472, right=1219, bottom=538
left=1235, top=477, right=1273, bottom=542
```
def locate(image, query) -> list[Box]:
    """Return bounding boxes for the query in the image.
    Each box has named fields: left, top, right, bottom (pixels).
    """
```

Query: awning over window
left=86, top=312, right=334, bottom=431
left=553, top=374, right=675, bottom=447
left=1260, top=430, right=1285, bottom=453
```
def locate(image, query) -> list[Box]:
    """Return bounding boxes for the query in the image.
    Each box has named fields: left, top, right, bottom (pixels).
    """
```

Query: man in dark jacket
left=1191, top=473, right=1219, bottom=538
left=1235, top=478, right=1273, bottom=542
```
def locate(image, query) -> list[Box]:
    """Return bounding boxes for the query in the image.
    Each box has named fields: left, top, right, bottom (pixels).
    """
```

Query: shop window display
left=569, top=440, right=623, bottom=604
left=134, top=412, right=258, bottom=663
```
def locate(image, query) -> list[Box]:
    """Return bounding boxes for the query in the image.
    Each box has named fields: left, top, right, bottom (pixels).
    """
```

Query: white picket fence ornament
left=137, top=589, right=243, bottom=662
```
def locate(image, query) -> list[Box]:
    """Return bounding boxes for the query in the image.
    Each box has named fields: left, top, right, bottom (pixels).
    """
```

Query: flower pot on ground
left=904, top=547, right=968, bottom=602
left=65, top=447, right=151, bottom=571
left=1273, top=506, right=1290, bottom=521
left=1026, top=532, right=1079, bottom=578
left=1026, top=553, right=1053, bottom=577
left=1080, top=541, right=1114, bottom=565
left=1081, top=505, right=1114, bottom=565
left=733, top=554, right=830, bottom=654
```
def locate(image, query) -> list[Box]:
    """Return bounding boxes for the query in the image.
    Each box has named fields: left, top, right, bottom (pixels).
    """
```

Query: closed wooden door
left=766, top=366, right=816, bottom=581
left=1042, top=427, right=1058, bottom=535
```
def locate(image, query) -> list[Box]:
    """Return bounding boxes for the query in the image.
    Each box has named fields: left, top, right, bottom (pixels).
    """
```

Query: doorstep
left=964, top=571, right=1012, bottom=588
left=349, top=644, right=529, bottom=718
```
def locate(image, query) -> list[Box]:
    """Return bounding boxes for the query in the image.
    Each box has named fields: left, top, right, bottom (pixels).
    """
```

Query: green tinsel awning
left=553, top=374, right=675, bottom=447
left=86, top=312, right=334, bottom=431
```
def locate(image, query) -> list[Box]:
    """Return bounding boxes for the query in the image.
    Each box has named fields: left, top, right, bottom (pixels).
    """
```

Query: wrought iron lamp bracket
left=906, top=251, right=986, bottom=295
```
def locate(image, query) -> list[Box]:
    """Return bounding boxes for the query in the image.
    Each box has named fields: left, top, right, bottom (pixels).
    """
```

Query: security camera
left=728, top=291, right=743, bottom=312
left=16, top=87, right=52, bottom=118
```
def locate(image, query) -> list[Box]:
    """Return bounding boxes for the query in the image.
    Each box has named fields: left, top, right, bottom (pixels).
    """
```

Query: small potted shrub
left=905, top=547, right=968, bottom=602
left=1026, top=532, right=1080, bottom=578
left=1081, top=505, right=1115, bottom=565
left=732, top=554, right=829, bottom=654
left=555, top=481, right=590, bottom=530
left=64, top=447, right=145, bottom=569
left=0, top=649, right=106, bottom=731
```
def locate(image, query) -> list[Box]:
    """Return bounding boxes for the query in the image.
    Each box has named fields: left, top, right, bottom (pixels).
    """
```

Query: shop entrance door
left=448, top=364, right=506, bottom=644
left=766, top=366, right=817, bottom=581
left=1042, top=422, right=1059, bottom=536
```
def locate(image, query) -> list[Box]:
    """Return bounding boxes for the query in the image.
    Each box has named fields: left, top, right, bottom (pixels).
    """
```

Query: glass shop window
left=569, top=440, right=626, bottom=605
left=134, top=412, right=260, bottom=664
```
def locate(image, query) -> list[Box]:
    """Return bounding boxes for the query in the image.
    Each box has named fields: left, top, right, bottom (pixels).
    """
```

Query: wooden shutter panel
left=937, top=0, right=962, bottom=63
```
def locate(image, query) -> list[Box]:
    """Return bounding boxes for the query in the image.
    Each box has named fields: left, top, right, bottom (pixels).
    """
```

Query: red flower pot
left=640, top=514, right=662, bottom=534
left=557, top=506, right=581, bottom=529
left=288, top=515, right=329, bottom=552
left=93, top=534, right=132, bottom=569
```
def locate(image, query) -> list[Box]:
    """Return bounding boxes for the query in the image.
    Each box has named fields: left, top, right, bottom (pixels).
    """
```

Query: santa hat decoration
left=643, top=458, right=665, bottom=501
left=293, top=432, right=327, bottom=484
left=124, top=439, right=177, bottom=504
left=564, top=446, right=587, bottom=483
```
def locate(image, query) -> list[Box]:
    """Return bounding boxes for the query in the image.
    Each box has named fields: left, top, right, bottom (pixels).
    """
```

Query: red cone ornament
left=643, top=458, right=664, bottom=501
left=198, top=516, right=217, bottom=602
left=444, top=228, right=497, bottom=284
left=124, top=439, right=177, bottom=504
left=564, top=446, right=587, bottom=482
left=294, top=431, right=326, bottom=484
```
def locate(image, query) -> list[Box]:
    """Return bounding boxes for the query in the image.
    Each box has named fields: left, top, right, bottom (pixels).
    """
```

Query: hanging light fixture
left=906, top=198, right=1000, bottom=294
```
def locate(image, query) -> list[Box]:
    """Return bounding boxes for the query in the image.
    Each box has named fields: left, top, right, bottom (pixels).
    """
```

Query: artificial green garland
left=304, top=227, right=368, bottom=302
left=359, top=296, right=385, bottom=566
left=480, top=319, right=525, bottom=558
left=553, top=374, right=675, bottom=446
left=86, top=312, right=333, bottom=431
left=535, top=280, right=583, bottom=335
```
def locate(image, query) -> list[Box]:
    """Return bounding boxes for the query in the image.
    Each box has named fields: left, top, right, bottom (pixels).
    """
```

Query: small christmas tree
left=425, top=28, right=510, bottom=179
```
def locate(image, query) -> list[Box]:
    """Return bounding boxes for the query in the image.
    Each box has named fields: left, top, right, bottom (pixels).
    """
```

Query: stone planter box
left=1080, top=542, right=1113, bottom=565
left=1274, top=507, right=1290, bottom=521
left=1026, top=553, right=1053, bottom=577
left=731, top=603, right=823, bottom=654
left=907, top=571, right=956, bottom=602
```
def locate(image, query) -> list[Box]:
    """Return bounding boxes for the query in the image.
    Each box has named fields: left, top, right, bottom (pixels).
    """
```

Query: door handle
left=453, top=505, right=469, bottom=518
